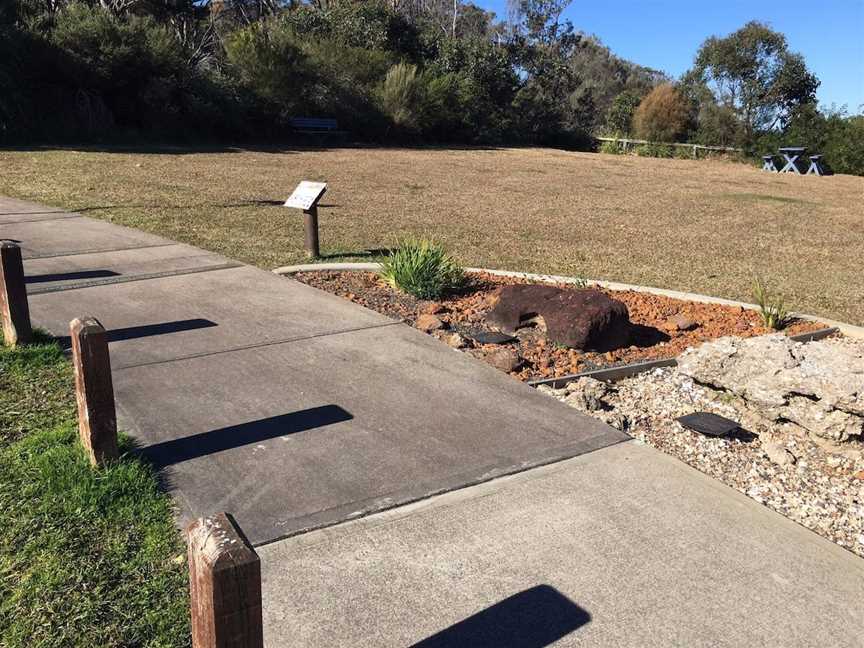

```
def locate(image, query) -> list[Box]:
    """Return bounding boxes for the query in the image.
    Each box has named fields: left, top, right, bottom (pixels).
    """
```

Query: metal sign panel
left=284, top=181, right=327, bottom=210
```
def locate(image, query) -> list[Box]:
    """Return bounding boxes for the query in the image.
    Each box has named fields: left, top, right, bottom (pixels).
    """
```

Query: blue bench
left=290, top=117, right=342, bottom=134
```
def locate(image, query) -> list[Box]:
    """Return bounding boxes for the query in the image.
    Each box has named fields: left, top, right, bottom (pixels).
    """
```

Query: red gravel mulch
left=292, top=271, right=827, bottom=382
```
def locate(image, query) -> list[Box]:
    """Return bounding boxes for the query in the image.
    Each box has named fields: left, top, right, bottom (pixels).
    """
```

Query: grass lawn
left=1, top=146, right=862, bottom=325
left=0, top=335, right=189, bottom=647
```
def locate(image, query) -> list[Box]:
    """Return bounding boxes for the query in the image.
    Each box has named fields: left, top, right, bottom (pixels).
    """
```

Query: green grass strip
left=0, top=337, right=189, bottom=647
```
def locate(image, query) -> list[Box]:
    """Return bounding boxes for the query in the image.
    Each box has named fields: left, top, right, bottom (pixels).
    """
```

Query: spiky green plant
left=752, top=277, right=790, bottom=330
left=380, top=238, right=464, bottom=300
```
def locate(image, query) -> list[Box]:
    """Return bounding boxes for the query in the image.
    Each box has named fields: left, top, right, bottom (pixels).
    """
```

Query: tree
left=632, top=83, right=691, bottom=142
left=567, top=36, right=666, bottom=132
left=604, top=90, right=640, bottom=135
left=515, top=0, right=575, bottom=51
left=688, top=21, right=819, bottom=140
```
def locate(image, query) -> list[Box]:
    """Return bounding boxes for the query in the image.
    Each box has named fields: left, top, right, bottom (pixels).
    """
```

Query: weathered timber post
left=284, top=181, right=327, bottom=260
left=70, top=317, right=118, bottom=466
left=303, top=205, right=320, bottom=259
left=187, top=512, right=264, bottom=648
left=0, top=241, right=32, bottom=346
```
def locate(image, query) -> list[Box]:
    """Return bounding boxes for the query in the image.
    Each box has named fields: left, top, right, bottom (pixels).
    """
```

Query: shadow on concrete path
left=56, top=318, right=218, bottom=349
left=410, top=585, right=591, bottom=648
left=26, top=269, right=120, bottom=284
left=142, top=405, right=354, bottom=469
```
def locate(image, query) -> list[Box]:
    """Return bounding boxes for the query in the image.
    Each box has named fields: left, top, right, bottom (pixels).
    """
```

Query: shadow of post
left=25, top=269, right=120, bottom=284
left=410, top=585, right=590, bottom=648
left=55, top=318, right=218, bottom=349
left=141, top=405, right=353, bottom=469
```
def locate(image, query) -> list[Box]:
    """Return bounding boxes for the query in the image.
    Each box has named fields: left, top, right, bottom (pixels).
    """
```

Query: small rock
left=564, top=377, right=609, bottom=412
left=481, top=347, right=522, bottom=373
left=600, top=410, right=629, bottom=430
left=762, top=439, right=797, bottom=466
left=669, top=314, right=698, bottom=331
left=469, top=330, right=517, bottom=345
left=444, top=332, right=466, bottom=349
left=416, top=313, right=445, bottom=332
left=424, top=302, right=447, bottom=315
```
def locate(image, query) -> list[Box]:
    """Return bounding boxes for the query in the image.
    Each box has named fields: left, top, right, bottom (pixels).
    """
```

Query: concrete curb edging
left=273, top=262, right=864, bottom=340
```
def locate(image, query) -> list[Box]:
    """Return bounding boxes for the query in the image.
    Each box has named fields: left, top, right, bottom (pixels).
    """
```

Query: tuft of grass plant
left=380, top=238, right=465, bottom=300
left=0, top=336, right=190, bottom=647
left=598, top=140, right=621, bottom=155
left=752, top=277, right=790, bottom=330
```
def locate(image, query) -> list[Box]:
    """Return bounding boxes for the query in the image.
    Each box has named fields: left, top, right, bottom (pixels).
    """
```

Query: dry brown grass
left=1, top=145, right=862, bottom=324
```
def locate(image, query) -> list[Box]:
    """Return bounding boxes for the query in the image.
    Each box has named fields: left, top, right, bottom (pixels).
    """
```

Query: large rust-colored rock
left=487, top=285, right=630, bottom=351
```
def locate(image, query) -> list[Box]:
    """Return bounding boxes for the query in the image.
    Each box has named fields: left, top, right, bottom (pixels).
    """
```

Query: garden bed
left=292, top=270, right=826, bottom=382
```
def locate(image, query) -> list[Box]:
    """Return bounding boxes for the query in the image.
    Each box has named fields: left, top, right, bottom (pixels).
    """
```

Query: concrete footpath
left=260, top=442, right=864, bottom=647
left=1, top=196, right=624, bottom=545
left=3, top=196, right=862, bottom=646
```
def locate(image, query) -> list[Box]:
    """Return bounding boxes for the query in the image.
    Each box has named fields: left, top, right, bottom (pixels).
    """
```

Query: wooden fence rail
left=595, top=137, right=742, bottom=157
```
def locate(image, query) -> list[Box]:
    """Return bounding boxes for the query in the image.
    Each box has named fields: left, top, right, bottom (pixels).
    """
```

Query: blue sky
left=478, top=0, right=864, bottom=111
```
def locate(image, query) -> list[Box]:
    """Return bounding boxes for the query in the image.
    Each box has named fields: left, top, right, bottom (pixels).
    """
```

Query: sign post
left=284, top=181, right=327, bottom=258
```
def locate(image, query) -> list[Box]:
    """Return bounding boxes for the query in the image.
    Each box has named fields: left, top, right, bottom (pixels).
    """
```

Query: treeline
left=1, top=1, right=862, bottom=174
left=0, top=0, right=661, bottom=146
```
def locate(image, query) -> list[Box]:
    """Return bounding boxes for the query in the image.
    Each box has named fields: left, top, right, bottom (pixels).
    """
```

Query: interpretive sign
left=284, top=181, right=327, bottom=211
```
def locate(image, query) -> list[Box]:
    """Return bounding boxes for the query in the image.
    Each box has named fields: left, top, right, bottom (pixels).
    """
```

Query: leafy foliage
left=378, top=62, right=425, bottom=132
left=687, top=21, right=819, bottom=139
left=381, top=238, right=465, bottom=299
left=604, top=90, right=641, bottom=136
left=598, top=140, right=620, bottom=154
left=632, top=83, right=692, bottom=142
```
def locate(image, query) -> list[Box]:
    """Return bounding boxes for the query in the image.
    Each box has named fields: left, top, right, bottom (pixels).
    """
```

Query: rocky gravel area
left=539, top=335, right=864, bottom=558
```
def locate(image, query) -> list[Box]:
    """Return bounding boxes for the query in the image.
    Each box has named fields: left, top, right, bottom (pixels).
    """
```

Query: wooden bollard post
left=0, top=241, right=32, bottom=346
left=303, top=205, right=320, bottom=259
left=187, top=513, right=263, bottom=648
left=70, top=317, right=119, bottom=467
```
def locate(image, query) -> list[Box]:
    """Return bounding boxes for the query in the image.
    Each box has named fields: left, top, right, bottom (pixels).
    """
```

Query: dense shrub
left=635, top=143, right=674, bottom=158
left=381, top=239, right=464, bottom=300
left=50, top=4, right=186, bottom=133
left=604, top=90, right=641, bottom=136
left=377, top=62, right=425, bottom=133
left=633, top=83, right=692, bottom=143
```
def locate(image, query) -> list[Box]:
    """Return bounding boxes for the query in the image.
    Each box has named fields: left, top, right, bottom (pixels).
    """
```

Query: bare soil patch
left=292, top=270, right=825, bottom=381
left=1, top=146, right=862, bottom=325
